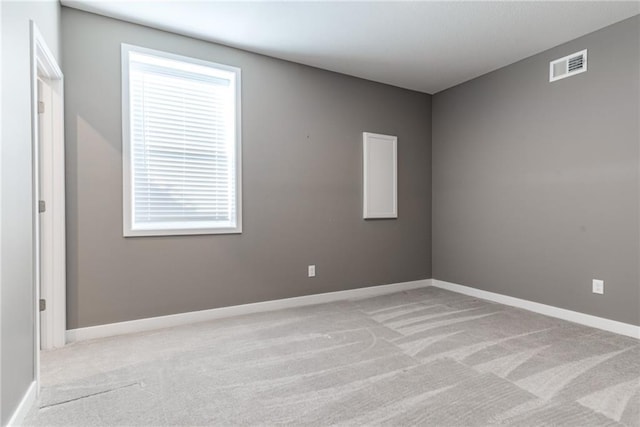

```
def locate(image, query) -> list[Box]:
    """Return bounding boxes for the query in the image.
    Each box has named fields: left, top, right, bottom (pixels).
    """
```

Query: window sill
left=123, top=226, right=242, bottom=237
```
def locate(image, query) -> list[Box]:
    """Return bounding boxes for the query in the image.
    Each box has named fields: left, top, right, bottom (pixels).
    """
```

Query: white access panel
left=363, top=132, right=397, bottom=219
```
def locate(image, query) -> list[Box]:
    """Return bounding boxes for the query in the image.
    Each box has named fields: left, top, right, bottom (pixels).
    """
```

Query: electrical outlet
left=592, top=279, right=604, bottom=295
left=308, top=265, right=316, bottom=278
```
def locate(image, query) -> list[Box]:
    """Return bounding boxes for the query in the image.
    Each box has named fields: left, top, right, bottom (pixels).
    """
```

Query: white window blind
left=122, top=45, right=241, bottom=236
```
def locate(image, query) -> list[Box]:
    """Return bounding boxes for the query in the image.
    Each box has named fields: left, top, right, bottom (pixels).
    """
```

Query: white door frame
left=30, top=21, right=66, bottom=384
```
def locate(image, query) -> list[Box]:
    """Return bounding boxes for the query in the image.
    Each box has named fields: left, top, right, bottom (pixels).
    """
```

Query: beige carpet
left=26, top=287, right=639, bottom=426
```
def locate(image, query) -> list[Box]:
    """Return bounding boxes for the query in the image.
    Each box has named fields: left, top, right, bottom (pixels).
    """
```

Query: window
left=122, top=44, right=241, bottom=236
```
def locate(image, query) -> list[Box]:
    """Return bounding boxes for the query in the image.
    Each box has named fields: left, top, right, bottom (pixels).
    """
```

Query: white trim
left=432, top=279, right=640, bottom=339
left=66, top=279, right=432, bottom=343
left=363, top=132, right=397, bottom=219
left=30, top=22, right=66, bottom=394
left=65, top=277, right=639, bottom=343
left=6, top=381, right=37, bottom=427
left=121, top=43, right=243, bottom=237
left=30, top=19, right=41, bottom=395
left=50, top=82, right=66, bottom=349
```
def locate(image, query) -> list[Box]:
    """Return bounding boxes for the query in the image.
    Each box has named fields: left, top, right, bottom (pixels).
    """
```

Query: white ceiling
left=61, top=1, right=640, bottom=94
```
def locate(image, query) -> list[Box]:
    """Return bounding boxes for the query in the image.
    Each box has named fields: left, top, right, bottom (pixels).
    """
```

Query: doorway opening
left=31, top=21, right=66, bottom=391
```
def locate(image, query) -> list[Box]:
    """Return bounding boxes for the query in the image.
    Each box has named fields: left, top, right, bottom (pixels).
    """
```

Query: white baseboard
left=432, top=279, right=640, bottom=339
left=7, top=381, right=36, bottom=427
left=66, top=279, right=432, bottom=343
left=66, top=277, right=638, bottom=343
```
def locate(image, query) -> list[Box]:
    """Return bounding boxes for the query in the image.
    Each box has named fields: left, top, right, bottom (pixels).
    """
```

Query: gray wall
left=1, top=1, right=61, bottom=424
left=62, top=8, right=432, bottom=329
left=432, top=16, right=639, bottom=326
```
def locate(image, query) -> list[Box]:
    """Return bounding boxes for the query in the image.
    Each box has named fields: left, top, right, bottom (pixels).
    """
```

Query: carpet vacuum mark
left=27, top=287, right=640, bottom=426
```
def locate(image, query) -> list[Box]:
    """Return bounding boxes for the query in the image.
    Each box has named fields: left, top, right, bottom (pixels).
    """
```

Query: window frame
left=121, top=44, right=242, bottom=237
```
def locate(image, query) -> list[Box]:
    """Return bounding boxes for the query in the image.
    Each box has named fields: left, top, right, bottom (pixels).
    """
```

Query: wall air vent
left=549, top=49, right=587, bottom=82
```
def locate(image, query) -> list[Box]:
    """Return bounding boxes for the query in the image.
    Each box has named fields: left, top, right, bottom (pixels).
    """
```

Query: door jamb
left=30, top=21, right=65, bottom=391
